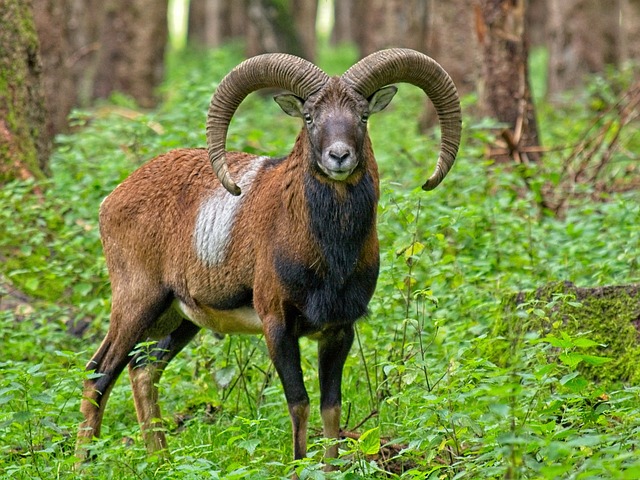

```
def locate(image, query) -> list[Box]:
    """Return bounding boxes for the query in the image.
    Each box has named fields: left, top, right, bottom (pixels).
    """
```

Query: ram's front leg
left=263, top=317, right=310, bottom=460
left=318, top=325, right=354, bottom=463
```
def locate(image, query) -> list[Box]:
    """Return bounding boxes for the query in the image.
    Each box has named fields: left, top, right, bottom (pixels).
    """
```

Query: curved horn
left=342, top=48, right=461, bottom=191
left=206, top=54, right=329, bottom=195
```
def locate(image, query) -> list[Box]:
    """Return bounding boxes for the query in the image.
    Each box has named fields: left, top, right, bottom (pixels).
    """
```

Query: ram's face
left=275, top=78, right=397, bottom=182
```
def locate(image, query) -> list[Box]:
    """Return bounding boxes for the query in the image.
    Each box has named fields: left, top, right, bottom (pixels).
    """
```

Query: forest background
left=1, top=0, right=639, bottom=478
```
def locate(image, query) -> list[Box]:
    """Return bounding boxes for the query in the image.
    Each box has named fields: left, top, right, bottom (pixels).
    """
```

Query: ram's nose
left=328, top=145, right=353, bottom=164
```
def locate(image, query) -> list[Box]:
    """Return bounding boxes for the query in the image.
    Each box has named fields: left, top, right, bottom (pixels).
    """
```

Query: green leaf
left=25, top=276, right=40, bottom=292
left=572, top=338, right=601, bottom=348
left=13, top=410, right=33, bottom=423
left=238, top=438, right=260, bottom=456
left=559, top=352, right=583, bottom=368
left=579, top=354, right=612, bottom=366
left=404, top=241, right=424, bottom=260
left=73, top=282, right=93, bottom=297
left=538, top=335, right=573, bottom=349
left=382, top=364, right=395, bottom=376
left=532, top=308, right=547, bottom=318
left=32, top=392, right=54, bottom=404
left=560, top=373, right=589, bottom=393
left=359, top=426, right=380, bottom=455
left=402, top=370, right=418, bottom=385
left=567, top=434, right=603, bottom=447
left=559, top=371, right=581, bottom=385
left=215, top=366, right=236, bottom=389
left=27, top=363, right=43, bottom=374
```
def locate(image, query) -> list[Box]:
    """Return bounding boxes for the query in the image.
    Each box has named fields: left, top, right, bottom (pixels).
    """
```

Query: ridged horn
left=342, top=48, right=462, bottom=191
left=206, top=54, right=330, bottom=195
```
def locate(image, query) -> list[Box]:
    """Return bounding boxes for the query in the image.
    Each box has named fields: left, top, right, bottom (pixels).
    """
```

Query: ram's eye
left=361, top=113, right=369, bottom=123
left=303, top=113, right=313, bottom=124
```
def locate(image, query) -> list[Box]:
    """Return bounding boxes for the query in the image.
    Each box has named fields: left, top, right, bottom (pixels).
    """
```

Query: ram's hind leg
left=128, top=314, right=200, bottom=454
left=76, top=288, right=171, bottom=462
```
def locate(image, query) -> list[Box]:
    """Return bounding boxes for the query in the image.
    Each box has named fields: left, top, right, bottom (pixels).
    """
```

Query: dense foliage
left=1, top=45, right=639, bottom=479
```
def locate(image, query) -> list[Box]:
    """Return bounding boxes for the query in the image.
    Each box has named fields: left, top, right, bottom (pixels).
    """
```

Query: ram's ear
left=274, top=94, right=305, bottom=118
left=368, top=85, right=398, bottom=114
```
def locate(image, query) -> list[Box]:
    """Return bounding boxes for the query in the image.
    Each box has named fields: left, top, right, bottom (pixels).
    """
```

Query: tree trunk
left=188, top=0, right=222, bottom=47
left=331, top=0, right=356, bottom=46
left=525, top=0, right=547, bottom=48
left=477, top=0, right=541, bottom=163
left=92, top=0, right=168, bottom=108
left=429, top=0, right=478, bottom=96
left=226, top=0, right=248, bottom=42
left=620, top=0, right=640, bottom=63
left=356, top=0, right=429, bottom=57
left=34, top=0, right=167, bottom=128
left=292, top=0, right=318, bottom=62
left=246, top=0, right=316, bottom=61
left=66, top=0, right=105, bottom=107
left=0, top=0, right=50, bottom=183
left=188, top=0, right=247, bottom=48
left=546, top=0, right=620, bottom=97
left=34, top=0, right=125, bottom=135
left=32, top=0, right=77, bottom=137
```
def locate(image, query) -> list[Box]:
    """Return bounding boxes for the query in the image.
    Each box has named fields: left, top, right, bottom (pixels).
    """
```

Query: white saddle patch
left=193, top=156, right=268, bottom=266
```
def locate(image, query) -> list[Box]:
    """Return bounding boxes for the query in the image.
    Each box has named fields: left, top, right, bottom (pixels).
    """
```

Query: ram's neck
left=269, top=137, right=380, bottom=327
left=304, top=169, right=377, bottom=279
left=278, top=132, right=379, bottom=277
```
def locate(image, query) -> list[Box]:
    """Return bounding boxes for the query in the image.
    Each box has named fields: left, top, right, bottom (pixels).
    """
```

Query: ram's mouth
left=318, top=163, right=354, bottom=181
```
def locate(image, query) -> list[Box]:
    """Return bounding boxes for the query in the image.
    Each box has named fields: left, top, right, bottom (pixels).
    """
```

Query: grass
left=0, top=44, right=639, bottom=479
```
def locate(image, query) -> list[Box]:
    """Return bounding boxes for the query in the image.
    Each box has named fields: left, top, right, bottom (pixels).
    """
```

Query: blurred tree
left=355, top=0, right=429, bottom=57
left=32, top=0, right=73, bottom=138
left=92, top=0, right=168, bottom=108
left=429, top=0, right=479, bottom=96
left=330, top=0, right=356, bottom=46
left=545, top=0, right=640, bottom=97
left=246, top=0, right=317, bottom=61
left=188, top=0, right=246, bottom=48
left=291, top=0, right=318, bottom=61
left=525, top=0, right=547, bottom=48
left=477, top=0, right=541, bottom=163
left=66, top=0, right=105, bottom=106
left=188, top=0, right=317, bottom=61
left=331, top=0, right=478, bottom=97
left=547, top=0, right=619, bottom=96
left=0, top=0, right=50, bottom=182
left=33, top=0, right=167, bottom=136
left=623, top=0, right=640, bottom=62
left=331, top=0, right=476, bottom=129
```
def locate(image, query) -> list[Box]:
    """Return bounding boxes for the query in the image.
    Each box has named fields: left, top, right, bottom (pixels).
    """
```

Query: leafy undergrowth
left=1, top=44, right=639, bottom=479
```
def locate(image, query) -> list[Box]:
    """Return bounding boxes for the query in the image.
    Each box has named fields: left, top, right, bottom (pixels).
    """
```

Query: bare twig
left=488, top=78, right=640, bottom=217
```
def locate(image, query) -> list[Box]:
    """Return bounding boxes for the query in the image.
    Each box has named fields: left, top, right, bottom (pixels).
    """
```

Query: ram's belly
left=173, top=300, right=263, bottom=334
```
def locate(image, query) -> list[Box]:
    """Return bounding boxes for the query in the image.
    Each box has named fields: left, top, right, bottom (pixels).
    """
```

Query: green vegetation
left=1, top=45, right=639, bottom=479
left=499, top=282, right=640, bottom=385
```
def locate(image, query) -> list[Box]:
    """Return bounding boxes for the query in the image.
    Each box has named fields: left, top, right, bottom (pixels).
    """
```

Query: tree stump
left=501, top=281, right=640, bottom=383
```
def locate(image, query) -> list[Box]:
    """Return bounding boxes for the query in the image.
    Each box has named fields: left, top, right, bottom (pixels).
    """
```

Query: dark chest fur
left=275, top=172, right=379, bottom=327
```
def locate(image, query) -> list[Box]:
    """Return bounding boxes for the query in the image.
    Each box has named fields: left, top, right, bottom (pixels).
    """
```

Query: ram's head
left=206, top=48, right=462, bottom=195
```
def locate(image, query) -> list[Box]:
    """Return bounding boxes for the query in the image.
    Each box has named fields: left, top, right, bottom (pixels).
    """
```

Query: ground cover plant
left=1, top=44, right=639, bottom=479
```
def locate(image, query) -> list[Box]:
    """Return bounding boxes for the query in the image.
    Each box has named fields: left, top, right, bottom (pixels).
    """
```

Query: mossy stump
left=500, top=281, right=640, bottom=384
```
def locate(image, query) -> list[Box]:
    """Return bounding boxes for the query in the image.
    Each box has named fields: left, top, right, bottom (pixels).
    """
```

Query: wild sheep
left=76, top=48, right=461, bottom=465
